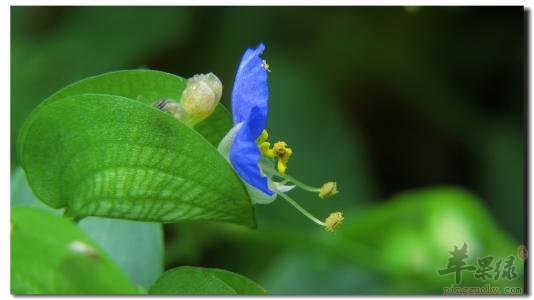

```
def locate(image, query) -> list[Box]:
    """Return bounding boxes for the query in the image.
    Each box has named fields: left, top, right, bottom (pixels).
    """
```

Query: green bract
left=149, top=266, right=266, bottom=295
left=17, top=70, right=255, bottom=227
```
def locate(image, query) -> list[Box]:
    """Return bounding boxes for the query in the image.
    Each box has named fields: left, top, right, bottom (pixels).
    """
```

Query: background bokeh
left=11, top=6, right=525, bottom=294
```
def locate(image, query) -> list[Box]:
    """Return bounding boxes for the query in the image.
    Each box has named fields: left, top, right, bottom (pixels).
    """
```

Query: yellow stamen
left=256, top=131, right=293, bottom=173
left=277, top=159, right=287, bottom=174
left=253, top=129, right=342, bottom=232
left=260, top=142, right=275, bottom=157
left=324, top=212, right=344, bottom=232
left=257, top=129, right=269, bottom=144
left=319, top=182, right=338, bottom=199
left=272, top=141, right=292, bottom=174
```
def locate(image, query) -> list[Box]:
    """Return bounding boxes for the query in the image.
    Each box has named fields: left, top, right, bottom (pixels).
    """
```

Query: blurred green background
left=11, top=6, right=525, bottom=294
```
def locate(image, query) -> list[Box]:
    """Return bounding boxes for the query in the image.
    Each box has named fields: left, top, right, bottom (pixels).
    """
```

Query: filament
left=279, top=192, right=325, bottom=226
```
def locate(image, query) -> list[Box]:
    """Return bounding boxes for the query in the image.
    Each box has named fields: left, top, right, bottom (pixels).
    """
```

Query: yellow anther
left=319, top=182, right=338, bottom=199
left=273, top=141, right=291, bottom=159
left=324, top=212, right=344, bottom=233
left=277, top=159, right=287, bottom=174
left=257, top=129, right=269, bottom=144
left=260, top=142, right=275, bottom=158
left=262, top=60, right=271, bottom=72
left=273, top=141, right=292, bottom=174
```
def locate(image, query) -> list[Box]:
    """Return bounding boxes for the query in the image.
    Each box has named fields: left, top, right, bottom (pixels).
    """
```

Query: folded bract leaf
left=23, top=69, right=233, bottom=146
left=18, top=92, right=255, bottom=227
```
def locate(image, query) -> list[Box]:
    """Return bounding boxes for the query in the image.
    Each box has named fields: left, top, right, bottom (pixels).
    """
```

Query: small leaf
left=149, top=266, right=266, bottom=295
left=11, top=207, right=137, bottom=294
left=18, top=93, right=255, bottom=227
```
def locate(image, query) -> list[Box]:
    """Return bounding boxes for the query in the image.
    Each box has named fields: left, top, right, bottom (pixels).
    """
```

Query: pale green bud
left=180, top=73, right=222, bottom=123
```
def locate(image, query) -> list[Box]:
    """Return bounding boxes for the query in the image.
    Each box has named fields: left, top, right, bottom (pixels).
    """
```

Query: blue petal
left=231, top=42, right=269, bottom=125
left=229, top=106, right=274, bottom=196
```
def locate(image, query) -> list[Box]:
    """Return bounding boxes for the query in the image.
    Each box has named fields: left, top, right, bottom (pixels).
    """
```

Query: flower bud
left=180, top=73, right=222, bottom=123
left=319, top=181, right=338, bottom=199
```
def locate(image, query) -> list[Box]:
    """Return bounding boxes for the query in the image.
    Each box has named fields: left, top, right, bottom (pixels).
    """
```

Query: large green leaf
left=17, top=93, right=254, bottom=227
left=11, top=207, right=137, bottom=294
left=149, top=266, right=266, bottom=295
left=11, top=167, right=165, bottom=289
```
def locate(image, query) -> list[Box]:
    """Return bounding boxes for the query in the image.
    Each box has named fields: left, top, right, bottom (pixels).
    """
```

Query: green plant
left=11, top=43, right=524, bottom=295
left=12, top=44, right=343, bottom=294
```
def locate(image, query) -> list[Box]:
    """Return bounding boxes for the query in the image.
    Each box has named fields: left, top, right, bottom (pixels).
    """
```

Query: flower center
left=257, top=130, right=293, bottom=174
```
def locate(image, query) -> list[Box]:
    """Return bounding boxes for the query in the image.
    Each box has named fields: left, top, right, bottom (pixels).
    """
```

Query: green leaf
left=11, top=167, right=165, bottom=289
left=30, top=69, right=233, bottom=146
left=11, top=207, right=137, bottom=294
left=149, top=266, right=266, bottom=295
left=78, top=218, right=164, bottom=289
left=18, top=93, right=255, bottom=227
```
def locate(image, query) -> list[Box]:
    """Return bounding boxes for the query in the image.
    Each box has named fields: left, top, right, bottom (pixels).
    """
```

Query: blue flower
left=216, top=43, right=342, bottom=231
left=228, top=43, right=274, bottom=196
